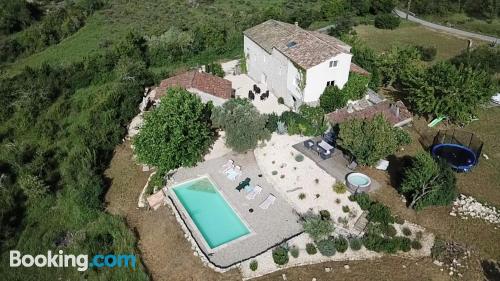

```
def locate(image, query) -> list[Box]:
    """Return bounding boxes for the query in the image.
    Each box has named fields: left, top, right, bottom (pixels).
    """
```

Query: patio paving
left=164, top=152, right=302, bottom=268
left=223, top=66, right=289, bottom=115
left=292, top=137, right=381, bottom=192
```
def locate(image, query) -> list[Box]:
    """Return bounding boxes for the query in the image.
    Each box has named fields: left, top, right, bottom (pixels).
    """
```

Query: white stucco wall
left=244, top=35, right=353, bottom=107
left=244, top=36, right=289, bottom=101
left=187, top=88, right=227, bottom=106
left=303, top=52, right=352, bottom=104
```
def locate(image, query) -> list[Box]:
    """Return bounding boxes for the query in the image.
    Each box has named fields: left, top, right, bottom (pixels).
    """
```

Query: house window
left=329, top=60, right=338, bottom=68
left=326, top=80, right=335, bottom=87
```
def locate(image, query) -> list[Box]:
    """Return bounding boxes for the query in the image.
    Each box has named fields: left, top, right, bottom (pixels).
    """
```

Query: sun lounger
left=227, top=166, right=242, bottom=181
left=220, top=160, right=234, bottom=173
left=246, top=185, right=262, bottom=200
left=259, top=194, right=276, bottom=209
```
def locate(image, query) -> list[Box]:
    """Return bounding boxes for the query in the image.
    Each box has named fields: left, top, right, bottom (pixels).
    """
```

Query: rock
left=450, top=212, right=457, bottom=217
left=449, top=271, right=454, bottom=276
left=282, top=274, right=287, bottom=280
left=193, top=252, right=198, bottom=256
left=142, top=165, right=150, bottom=172
left=344, top=265, right=350, bottom=270
left=432, top=260, right=443, bottom=266
left=325, top=267, right=332, bottom=272
left=312, top=278, right=317, bottom=281
left=402, top=265, right=406, bottom=268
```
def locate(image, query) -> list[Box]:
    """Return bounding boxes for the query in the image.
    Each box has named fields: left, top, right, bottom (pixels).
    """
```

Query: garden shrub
left=316, top=238, right=336, bottom=256
left=272, top=246, right=289, bottom=265
left=205, top=62, right=224, bottom=77
left=367, top=203, right=394, bottom=225
left=302, top=213, right=334, bottom=241
left=272, top=170, right=278, bottom=175
left=333, top=182, right=347, bottom=194
left=354, top=194, right=373, bottom=210
left=334, top=236, right=349, bottom=253
left=306, top=243, right=317, bottom=255
left=249, top=260, right=258, bottom=271
left=299, top=193, right=306, bottom=200
left=402, top=227, right=412, bottom=236
left=265, top=113, right=279, bottom=133
left=290, top=246, right=299, bottom=258
left=374, top=14, right=401, bottom=29
left=411, top=240, right=422, bottom=250
left=277, top=97, right=284, bottom=104
left=342, top=205, right=350, bottom=213
left=416, top=45, right=437, bottom=61
left=394, top=237, right=412, bottom=252
left=319, top=210, right=331, bottom=221
left=383, top=224, right=397, bottom=237
left=295, top=154, right=304, bottom=162
left=394, top=215, right=405, bottom=225
left=349, top=238, right=362, bottom=251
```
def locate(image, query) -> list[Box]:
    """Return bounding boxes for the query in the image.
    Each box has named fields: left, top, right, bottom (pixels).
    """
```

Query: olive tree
left=211, top=98, right=270, bottom=152
left=134, top=88, right=215, bottom=172
left=338, top=114, right=411, bottom=166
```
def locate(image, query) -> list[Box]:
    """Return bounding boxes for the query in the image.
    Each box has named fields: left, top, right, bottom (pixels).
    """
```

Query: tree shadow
left=386, top=154, right=413, bottom=192
left=482, top=260, right=500, bottom=281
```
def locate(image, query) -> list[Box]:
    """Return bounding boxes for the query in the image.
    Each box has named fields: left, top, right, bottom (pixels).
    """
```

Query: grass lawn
left=354, top=22, right=478, bottom=61
left=362, top=107, right=500, bottom=261
left=422, top=13, right=500, bottom=38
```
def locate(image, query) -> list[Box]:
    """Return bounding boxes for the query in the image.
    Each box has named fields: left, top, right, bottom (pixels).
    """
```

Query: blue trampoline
left=431, top=129, right=483, bottom=173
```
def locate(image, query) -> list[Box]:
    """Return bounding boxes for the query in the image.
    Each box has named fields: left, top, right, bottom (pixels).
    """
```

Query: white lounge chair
left=220, top=160, right=234, bottom=173
left=226, top=166, right=241, bottom=181
left=259, top=194, right=276, bottom=209
left=246, top=185, right=262, bottom=200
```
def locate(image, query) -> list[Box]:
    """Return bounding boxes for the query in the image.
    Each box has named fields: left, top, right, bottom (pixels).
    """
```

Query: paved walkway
left=292, top=138, right=380, bottom=193
left=394, top=9, right=499, bottom=44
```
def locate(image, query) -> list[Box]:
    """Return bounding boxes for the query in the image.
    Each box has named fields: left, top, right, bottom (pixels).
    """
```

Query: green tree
left=403, top=62, right=494, bottom=123
left=328, top=16, right=356, bottom=38
left=0, top=0, right=38, bottom=34
left=378, top=46, right=422, bottom=87
left=343, top=73, right=370, bottom=100
left=374, top=13, right=401, bottom=29
left=302, top=213, right=334, bottom=241
left=321, top=0, right=346, bottom=19
left=338, top=114, right=411, bottom=166
left=211, top=98, right=270, bottom=152
left=320, top=86, right=349, bottom=112
left=134, top=88, right=215, bottom=172
left=371, top=0, right=397, bottom=14
left=400, top=152, right=457, bottom=210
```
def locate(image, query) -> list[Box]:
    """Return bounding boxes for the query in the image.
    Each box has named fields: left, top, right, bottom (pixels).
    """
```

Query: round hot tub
left=346, top=172, right=372, bottom=193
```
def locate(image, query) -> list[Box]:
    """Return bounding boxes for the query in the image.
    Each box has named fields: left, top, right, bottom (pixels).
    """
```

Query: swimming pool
left=172, top=176, right=250, bottom=249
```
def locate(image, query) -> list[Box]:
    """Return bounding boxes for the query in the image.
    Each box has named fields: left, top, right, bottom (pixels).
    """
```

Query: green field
left=422, top=13, right=500, bottom=38
left=354, top=22, right=477, bottom=61
left=1, top=0, right=282, bottom=77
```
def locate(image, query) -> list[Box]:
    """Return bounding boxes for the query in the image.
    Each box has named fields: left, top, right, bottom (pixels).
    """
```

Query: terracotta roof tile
left=327, top=100, right=413, bottom=126
left=350, top=63, right=370, bottom=76
left=155, top=71, right=233, bottom=100
left=244, top=20, right=351, bottom=69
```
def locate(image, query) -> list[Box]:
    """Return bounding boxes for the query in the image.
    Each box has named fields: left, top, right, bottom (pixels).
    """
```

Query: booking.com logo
left=10, top=250, right=136, bottom=271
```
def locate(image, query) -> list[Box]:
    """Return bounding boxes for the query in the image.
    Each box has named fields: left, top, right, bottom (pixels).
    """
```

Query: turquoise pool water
left=172, top=177, right=250, bottom=249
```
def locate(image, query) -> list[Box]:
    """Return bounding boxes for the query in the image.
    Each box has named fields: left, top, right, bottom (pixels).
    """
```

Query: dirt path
left=104, top=142, right=458, bottom=281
